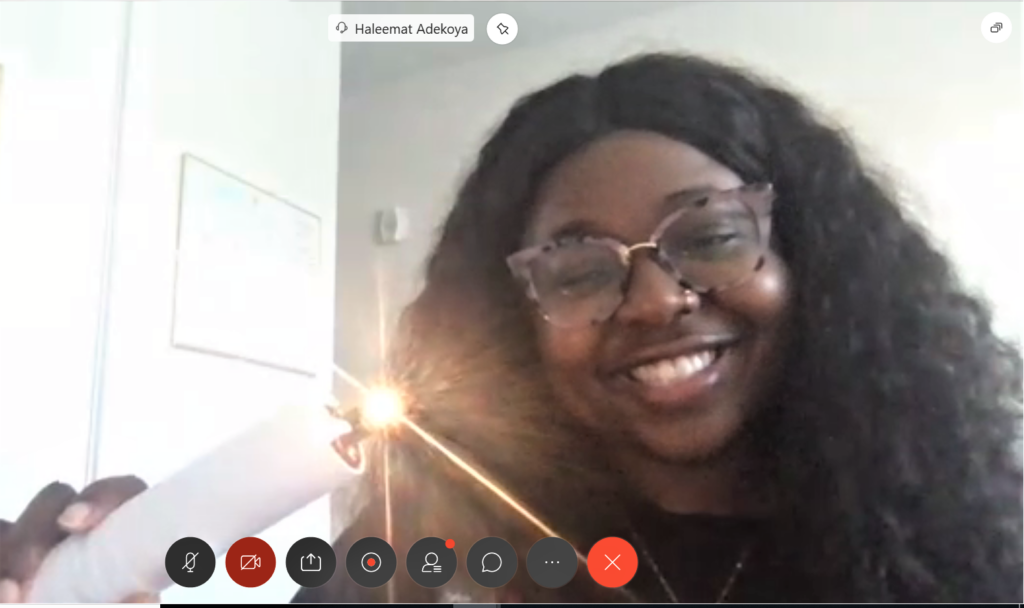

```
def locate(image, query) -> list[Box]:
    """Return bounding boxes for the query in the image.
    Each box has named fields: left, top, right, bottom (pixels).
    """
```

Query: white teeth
left=629, top=349, right=717, bottom=386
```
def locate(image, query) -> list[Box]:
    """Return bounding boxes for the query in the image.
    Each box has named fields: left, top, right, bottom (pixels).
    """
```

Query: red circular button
left=586, top=537, right=637, bottom=588
left=226, top=537, right=276, bottom=587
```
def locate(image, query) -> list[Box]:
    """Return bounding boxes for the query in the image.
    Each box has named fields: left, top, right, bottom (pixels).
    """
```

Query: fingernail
left=0, top=579, right=21, bottom=604
left=57, top=502, right=93, bottom=529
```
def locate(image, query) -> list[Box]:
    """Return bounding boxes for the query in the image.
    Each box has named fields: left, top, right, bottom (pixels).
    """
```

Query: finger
left=0, top=522, right=11, bottom=581
left=123, top=592, right=159, bottom=603
left=2, top=482, right=77, bottom=581
left=5, top=543, right=50, bottom=585
left=0, top=579, right=21, bottom=604
left=0, top=520, right=13, bottom=554
left=59, top=475, right=148, bottom=532
left=12, top=482, right=77, bottom=530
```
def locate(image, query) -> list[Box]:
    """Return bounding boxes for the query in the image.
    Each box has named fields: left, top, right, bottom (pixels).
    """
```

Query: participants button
left=406, top=537, right=457, bottom=588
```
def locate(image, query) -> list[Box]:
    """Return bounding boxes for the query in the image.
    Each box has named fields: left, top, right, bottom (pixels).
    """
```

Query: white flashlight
left=25, top=397, right=376, bottom=603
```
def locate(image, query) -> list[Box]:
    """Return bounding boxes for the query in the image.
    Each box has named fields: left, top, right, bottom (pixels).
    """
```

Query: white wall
left=0, top=1, right=127, bottom=516
left=2, top=1, right=342, bottom=602
left=98, top=2, right=341, bottom=602
left=335, top=1, right=1024, bottom=397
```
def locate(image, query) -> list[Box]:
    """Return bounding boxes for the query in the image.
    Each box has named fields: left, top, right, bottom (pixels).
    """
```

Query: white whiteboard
left=172, top=155, right=322, bottom=375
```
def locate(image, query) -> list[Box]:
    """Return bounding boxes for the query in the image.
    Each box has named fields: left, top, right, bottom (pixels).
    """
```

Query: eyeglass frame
left=505, top=182, right=777, bottom=326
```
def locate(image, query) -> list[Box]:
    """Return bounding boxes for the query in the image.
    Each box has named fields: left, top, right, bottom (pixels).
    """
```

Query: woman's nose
left=612, top=257, right=700, bottom=326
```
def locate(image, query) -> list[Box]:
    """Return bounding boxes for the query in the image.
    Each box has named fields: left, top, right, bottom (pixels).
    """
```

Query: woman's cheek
left=716, top=253, right=791, bottom=327
left=535, top=321, right=606, bottom=426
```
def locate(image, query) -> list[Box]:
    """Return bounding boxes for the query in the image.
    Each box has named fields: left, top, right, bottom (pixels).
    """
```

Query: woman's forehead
left=526, top=130, right=744, bottom=244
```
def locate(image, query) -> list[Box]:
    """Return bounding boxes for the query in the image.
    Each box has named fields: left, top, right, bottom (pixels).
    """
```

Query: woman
left=2, top=54, right=1021, bottom=603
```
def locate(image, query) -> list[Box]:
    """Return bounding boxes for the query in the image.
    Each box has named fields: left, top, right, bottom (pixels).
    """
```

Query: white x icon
left=604, top=554, right=621, bottom=571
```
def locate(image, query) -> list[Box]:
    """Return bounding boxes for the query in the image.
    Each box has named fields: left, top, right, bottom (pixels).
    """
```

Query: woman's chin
left=629, top=410, right=746, bottom=463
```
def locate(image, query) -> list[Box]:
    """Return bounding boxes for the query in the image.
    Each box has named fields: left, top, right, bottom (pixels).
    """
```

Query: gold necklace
left=630, top=529, right=753, bottom=603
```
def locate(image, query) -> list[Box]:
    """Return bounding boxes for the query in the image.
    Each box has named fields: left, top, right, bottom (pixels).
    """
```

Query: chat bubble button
left=468, top=537, right=517, bottom=588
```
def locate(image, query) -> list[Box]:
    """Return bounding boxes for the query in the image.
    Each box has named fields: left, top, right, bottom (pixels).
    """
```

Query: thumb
left=58, top=476, right=148, bottom=533
left=0, top=579, right=22, bottom=604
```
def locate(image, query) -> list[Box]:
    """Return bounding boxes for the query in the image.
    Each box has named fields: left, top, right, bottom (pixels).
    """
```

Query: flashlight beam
left=399, top=416, right=587, bottom=565
left=375, top=260, right=388, bottom=368
left=332, top=363, right=370, bottom=396
left=382, top=441, right=395, bottom=604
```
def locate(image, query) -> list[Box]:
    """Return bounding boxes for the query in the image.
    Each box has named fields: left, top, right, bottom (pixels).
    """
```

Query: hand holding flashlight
left=21, top=385, right=406, bottom=603
left=0, top=477, right=154, bottom=603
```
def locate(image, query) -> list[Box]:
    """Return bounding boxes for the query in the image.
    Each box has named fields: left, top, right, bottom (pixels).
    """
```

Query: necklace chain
left=630, top=529, right=752, bottom=603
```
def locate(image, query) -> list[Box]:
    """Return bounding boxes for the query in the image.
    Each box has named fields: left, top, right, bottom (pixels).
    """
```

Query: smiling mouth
left=612, top=342, right=735, bottom=409
left=626, top=345, right=726, bottom=386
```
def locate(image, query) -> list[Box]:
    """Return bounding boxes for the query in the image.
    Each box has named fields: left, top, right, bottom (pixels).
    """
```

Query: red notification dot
left=445, top=539, right=455, bottom=549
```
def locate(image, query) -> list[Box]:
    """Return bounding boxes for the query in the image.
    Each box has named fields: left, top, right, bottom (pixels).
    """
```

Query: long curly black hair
left=325, top=54, right=1022, bottom=603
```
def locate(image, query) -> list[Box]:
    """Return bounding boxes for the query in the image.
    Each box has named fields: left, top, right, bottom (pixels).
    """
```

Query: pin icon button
left=487, top=13, right=518, bottom=45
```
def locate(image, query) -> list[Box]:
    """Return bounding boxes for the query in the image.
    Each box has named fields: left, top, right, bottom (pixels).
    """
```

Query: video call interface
left=0, top=0, right=1021, bottom=606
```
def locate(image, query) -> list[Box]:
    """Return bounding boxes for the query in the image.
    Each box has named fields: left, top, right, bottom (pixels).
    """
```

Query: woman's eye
left=687, top=233, right=739, bottom=249
left=556, top=269, right=614, bottom=293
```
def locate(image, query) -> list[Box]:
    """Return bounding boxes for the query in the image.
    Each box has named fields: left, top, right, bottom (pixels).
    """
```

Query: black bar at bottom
left=161, top=597, right=1015, bottom=601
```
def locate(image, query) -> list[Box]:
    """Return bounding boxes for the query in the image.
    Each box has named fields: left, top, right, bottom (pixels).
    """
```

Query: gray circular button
left=526, top=537, right=578, bottom=588
left=406, top=537, right=457, bottom=588
left=345, top=537, right=396, bottom=588
left=165, top=537, right=215, bottom=588
left=467, top=537, right=517, bottom=588
left=286, top=537, right=336, bottom=588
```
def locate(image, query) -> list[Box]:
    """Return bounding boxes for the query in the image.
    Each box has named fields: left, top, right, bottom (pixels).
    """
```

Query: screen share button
left=286, top=537, right=337, bottom=588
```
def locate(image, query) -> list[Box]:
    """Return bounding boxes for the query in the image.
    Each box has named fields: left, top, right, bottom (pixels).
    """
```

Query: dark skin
left=1, top=130, right=792, bottom=600
left=527, top=130, right=792, bottom=516
left=0, top=477, right=153, bottom=602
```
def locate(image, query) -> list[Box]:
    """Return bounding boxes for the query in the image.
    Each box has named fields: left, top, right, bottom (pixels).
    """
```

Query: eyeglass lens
left=525, top=194, right=763, bottom=326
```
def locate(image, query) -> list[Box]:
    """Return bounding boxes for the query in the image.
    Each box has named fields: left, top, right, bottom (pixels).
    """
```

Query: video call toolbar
left=164, top=534, right=635, bottom=590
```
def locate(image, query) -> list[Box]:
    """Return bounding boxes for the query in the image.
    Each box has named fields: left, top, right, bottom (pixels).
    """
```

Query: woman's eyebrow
left=548, top=219, right=616, bottom=241
left=549, top=220, right=603, bottom=240
left=541, top=186, right=724, bottom=242
left=661, top=186, right=718, bottom=212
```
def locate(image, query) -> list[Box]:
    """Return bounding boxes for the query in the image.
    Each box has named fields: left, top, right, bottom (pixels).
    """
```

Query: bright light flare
left=361, top=386, right=406, bottom=431
left=399, top=416, right=589, bottom=566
